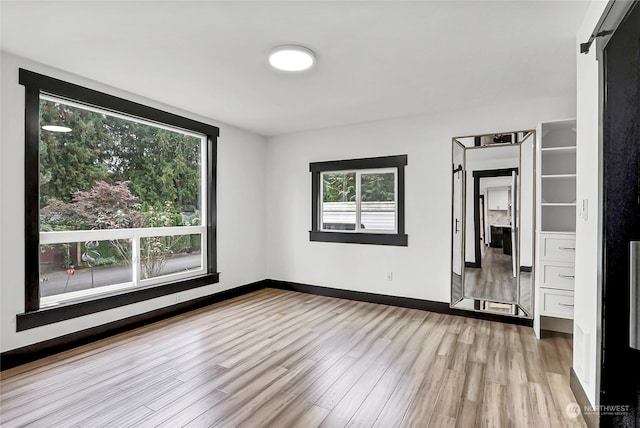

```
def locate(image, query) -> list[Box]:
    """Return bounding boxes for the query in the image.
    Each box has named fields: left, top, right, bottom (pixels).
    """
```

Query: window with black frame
left=18, top=69, right=219, bottom=330
left=309, top=155, right=408, bottom=246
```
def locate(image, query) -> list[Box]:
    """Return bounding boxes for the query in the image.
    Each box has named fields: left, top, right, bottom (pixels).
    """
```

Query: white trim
left=359, top=168, right=398, bottom=233
left=541, top=146, right=577, bottom=152
left=40, top=280, right=135, bottom=308
left=320, top=167, right=398, bottom=233
left=40, top=226, right=205, bottom=245
left=40, top=262, right=206, bottom=307
left=40, top=227, right=206, bottom=306
left=36, top=92, right=212, bottom=310
left=139, top=265, right=206, bottom=288
left=40, top=94, right=206, bottom=140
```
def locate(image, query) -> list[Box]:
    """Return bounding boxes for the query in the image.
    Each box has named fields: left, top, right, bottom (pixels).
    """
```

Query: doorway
left=472, top=168, right=518, bottom=271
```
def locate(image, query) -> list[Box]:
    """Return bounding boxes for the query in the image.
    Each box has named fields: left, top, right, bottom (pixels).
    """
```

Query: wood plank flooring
left=0, top=288, right=586, bottom=427
left=464, top=246, right=517, bottom=304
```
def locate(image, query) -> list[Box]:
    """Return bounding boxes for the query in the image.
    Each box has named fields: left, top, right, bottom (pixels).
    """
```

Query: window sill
left=16, top=272, right=220, bottom=331
left=309, top=231, right=408, bottom=246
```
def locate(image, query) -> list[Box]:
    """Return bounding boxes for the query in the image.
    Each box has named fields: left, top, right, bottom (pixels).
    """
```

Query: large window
left=19, top=69, right=219, bottom=330
left=310, top=155, right=408, bottom=246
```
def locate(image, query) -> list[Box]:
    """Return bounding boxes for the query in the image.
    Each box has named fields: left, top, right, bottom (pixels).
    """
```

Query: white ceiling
left=1, top=1, right=590, bottom=137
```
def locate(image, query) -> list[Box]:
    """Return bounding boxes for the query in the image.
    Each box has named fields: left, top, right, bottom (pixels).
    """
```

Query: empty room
left=1, top=1, right=639, bottom=427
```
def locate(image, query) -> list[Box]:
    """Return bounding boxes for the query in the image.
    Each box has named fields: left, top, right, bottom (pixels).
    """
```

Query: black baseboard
left=465, top=263, right=531, bottom=273
left=267, top=279, right=533, bottom=327
left=0, top=280, right=267, bottom=371
left=570, top=368, right=599, bottom=428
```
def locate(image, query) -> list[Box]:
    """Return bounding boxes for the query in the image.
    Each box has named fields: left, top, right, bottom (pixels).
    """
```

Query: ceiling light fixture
left=42, top=125, right=72, bottom=133
left=268, top=45, right=316, bottom=72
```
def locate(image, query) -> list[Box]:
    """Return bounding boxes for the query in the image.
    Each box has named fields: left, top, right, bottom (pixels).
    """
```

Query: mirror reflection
left=451, top=131, right=535, bottom=318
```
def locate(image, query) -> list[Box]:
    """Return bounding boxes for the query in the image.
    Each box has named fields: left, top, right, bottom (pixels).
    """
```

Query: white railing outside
left=39, top=225, right=206, bottom=307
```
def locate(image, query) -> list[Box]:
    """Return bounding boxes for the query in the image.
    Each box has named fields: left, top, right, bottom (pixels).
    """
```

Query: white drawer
left=540, top=234, right=576, bottom=262
left=540, top=288, right=574, bottom=319
left=540, top=263, right=575, bottom=291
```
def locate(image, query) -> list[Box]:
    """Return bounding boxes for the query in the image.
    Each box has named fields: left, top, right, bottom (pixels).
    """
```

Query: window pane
left=39, top=96, right=203, bottom=234
left=140, top=234, right=202, bottom=280
left=39, top=239, right=132, bottom=299
left=322, top=172, right=356, bottom=230
left=361, top=172, right=396, bottom=231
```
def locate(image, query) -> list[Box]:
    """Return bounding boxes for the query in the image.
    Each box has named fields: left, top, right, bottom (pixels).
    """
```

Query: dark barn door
left=601, top=1, right=640, bottom=427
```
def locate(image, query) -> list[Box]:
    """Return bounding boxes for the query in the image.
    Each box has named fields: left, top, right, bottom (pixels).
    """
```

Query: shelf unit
left=534, top=119, right=577, bottom=338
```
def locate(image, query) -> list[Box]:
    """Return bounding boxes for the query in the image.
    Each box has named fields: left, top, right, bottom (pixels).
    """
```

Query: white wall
left=266, top=96, right=575, bottom=302
left=0, top=52, right=267, bottom=352
left=573, top=0, right=608, bottom=408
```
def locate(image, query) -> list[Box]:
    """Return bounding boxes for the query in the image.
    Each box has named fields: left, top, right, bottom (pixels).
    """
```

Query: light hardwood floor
left=0, top=288, right=586, bottom=427
left=464, top=246, right=517, bottom=304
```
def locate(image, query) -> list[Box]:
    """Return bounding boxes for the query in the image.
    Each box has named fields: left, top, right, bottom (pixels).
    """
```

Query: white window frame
left=320, top=167, right=398, bottom=234
left=38, top=95, right=208, bottom=307
left=19, top=68, right=219, bottom=331
left=39, top=226, right=207, bottom=307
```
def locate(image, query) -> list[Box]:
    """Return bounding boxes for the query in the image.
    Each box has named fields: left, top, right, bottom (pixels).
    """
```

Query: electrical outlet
left=387, top=272, right=393, bottom=281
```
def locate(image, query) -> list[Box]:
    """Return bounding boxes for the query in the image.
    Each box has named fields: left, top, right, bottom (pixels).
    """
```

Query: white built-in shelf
left=541, top=146, right=577, bottom=152
left=541, top=202, right=577, bottom=207
left=535, top=118, right=577, bottom=338
left=541, top=174, right=577, bottom=179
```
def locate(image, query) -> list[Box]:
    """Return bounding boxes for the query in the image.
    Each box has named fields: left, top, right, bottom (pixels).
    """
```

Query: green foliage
left=143, top=201, right=183, bottom=228
left=40, top=180, right=199, bottom=274
left=102, top=119, right=202, bottom=211
left=40, top=199, right=88, bottom=231
left=361, top=173, right=394, bottom=202
left=93, top=256, right=117, bottom=267
left=322, top=172, right=394, bottom=202
left=323, top=173, right=356, bottom=202
left=139, top=201, right=194, bottom=278
left=39, top=99, right=202, bottom=213
left=38, top=97, right=216, bottom=283
left=39, top=99, right=112, bottom=206
left=72, top=181, right=144, bottom=230
left=39, top=98, right=205, bottom=273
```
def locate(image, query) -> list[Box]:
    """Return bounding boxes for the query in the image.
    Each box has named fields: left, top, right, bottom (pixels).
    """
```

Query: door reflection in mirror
left=451, top=141, right=465, bottom=303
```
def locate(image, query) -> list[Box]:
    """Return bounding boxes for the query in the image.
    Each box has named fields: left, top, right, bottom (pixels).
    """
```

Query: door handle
left=630, top=241, right=640, bottom=350
left=558, top=246, right=576, bottom=251
left=455, top=219, right=460, bottom=234
left=558, top=274, right=575, bottom=279
left=558, top=303, right=575, bottom=308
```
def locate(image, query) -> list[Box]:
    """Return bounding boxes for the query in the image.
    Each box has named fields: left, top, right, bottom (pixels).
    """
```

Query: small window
left=310, top=155, right=407, bottom=246
left=321, top=169, right=397, bottom=232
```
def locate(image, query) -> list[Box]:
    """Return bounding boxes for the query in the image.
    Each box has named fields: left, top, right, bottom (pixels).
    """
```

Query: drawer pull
left=558, top=303, right=575, bottom=308
left=558, top=274, right=575, bottom=279
left=558, top=247, right=576, bottom=251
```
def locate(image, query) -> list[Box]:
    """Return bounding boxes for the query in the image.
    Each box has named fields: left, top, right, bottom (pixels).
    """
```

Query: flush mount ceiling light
left=42, top=125, right=72, bottom=133
left=268, top=45, right=316, bottom=72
